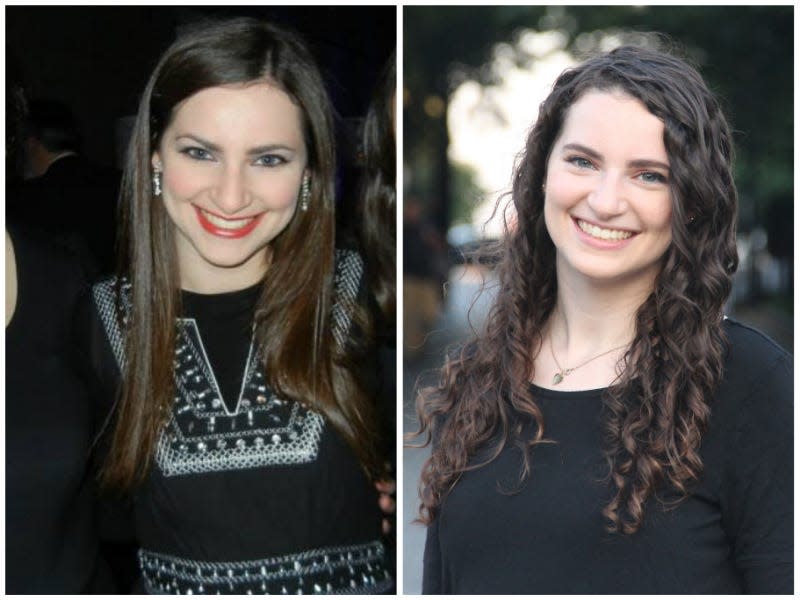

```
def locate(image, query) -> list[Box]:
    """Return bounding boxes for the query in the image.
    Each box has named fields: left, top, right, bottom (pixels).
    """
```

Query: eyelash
left=566, top=155, right=668, bottom=184
left=566, top=155, right=595, bottom=170
left=178, top=147, right=288, bottom=168
left=253, top=155, right=287, bottom=167
left=180, top=147, right=213, bottom=161
left=636, top=171, right=667, bottom=184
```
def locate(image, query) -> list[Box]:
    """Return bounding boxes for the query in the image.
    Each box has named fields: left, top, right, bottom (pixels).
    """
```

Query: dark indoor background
left=6, top=5, right=395, bottom=260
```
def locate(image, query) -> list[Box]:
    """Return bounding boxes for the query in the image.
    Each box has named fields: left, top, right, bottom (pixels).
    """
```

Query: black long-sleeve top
left=423, top=318, right=792, bottom=594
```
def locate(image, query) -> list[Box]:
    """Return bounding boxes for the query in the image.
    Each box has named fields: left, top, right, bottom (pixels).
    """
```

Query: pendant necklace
left=549, top=337, right=628, bottom=385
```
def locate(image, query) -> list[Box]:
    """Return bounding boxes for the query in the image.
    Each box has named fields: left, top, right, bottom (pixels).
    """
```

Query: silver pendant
left=553, top=372, right=564, bottom=385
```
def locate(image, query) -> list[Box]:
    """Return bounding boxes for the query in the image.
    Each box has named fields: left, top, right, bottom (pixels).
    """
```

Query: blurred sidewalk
left=403, top=265, right=495, bottom=593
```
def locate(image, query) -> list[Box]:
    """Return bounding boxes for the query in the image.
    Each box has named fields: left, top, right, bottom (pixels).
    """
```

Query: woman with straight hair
left=87, top=17, right=393, bottom=594
left=416, top=43, right=792, bottom=594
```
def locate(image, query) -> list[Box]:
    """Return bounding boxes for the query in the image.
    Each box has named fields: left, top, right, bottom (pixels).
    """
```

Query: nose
left=212, top=164, right=253, bottom=215
left=586, top=172, right=626, bottom=219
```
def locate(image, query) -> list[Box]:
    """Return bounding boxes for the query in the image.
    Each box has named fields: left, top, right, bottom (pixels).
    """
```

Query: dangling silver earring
left=152, top=168, right=162, bottom=197
left=300, top=175, right=311, bottom=212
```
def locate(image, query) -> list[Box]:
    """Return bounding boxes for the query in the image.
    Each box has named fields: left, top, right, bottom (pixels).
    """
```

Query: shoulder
left=334, top=247, right=365, bottom=280
left=332, top=247, right=365, bottom=305
left=8, top=224, right=85, bottom=285
left=91, top=275, right=130, bottom=304
left=90, top=275, right=131, bottom=368
left=7, top=225, right=89, bottom=327
left=721, top=316, right=791, bottom=384
left=712, top=316, right=792, bottom=431
left=331, top=248, right=365, bottom=346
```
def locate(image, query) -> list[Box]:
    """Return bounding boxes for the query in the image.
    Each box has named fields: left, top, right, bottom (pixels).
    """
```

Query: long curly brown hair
left=415, top=44, right=738, bottom=534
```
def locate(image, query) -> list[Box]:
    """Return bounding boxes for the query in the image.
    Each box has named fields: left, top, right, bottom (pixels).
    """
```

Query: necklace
left=549, top=337, right=628, bottom=385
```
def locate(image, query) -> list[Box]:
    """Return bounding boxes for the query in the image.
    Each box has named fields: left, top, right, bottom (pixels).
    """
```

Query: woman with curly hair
left=416, top=44, right=792, bottom=594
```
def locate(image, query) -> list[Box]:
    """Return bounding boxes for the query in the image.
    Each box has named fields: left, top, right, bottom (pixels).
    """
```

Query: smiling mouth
left=195, top=206, right=263, bottom=238
left=575, top=218, right=635, bottom=241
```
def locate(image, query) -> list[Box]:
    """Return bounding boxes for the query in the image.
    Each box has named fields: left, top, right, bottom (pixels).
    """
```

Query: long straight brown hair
left=104, top=18, right=379, bottom=490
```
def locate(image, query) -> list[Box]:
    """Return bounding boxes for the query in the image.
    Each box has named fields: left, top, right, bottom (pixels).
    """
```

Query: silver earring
left=300, top=176, right=311, bottom=212
left=152, top=168, right=162, bottom=197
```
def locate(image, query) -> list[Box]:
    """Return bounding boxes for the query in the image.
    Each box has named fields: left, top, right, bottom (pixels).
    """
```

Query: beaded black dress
left=91, top=250, right=393, bottom=594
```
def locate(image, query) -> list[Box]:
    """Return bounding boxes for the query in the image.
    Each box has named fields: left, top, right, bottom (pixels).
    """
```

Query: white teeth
left=201, top=209, right=255, bottom=230
left=577, top=219, right=633, bottom=241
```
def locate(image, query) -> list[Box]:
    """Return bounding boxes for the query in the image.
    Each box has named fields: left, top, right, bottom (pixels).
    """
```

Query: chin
left=561, top=254, right=630, bottom=282
left=199, top=247, right=267, bottom=270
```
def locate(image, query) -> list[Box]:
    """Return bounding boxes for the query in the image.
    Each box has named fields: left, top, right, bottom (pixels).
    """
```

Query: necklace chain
left=549, top=336, right=628, bottom=386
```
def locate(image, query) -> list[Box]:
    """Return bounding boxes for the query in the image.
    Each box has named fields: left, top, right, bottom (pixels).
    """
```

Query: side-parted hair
left=416, top=43, right=738, bottom=534
left=104, top=18, right=379, bottom=489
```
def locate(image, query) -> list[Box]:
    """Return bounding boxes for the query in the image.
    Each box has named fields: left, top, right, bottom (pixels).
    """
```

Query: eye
left=636, top=171, right=668, bottom=184
left=180, top=147, right=214, bottom=161
left=253, top=154, right=287, bottom=168
left=566, top=155, right=595, bottom=170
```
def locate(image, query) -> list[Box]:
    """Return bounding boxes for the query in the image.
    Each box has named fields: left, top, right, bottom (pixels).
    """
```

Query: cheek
left=251, top=174, right=300, bottom=209
left=644, top=195, right=673, bottom=235
left=545, top=162, right=584, bottom=211
left=164, top=162, right=207, bottom=200
left=543, top=173, right=580, bottom=240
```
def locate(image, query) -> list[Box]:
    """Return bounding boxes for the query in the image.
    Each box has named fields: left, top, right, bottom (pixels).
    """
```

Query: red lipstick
left=195, top=206, right=264, bottom=239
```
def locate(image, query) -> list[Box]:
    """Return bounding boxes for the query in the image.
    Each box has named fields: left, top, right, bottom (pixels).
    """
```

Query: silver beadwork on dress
left=138, top=540, right=392, bottom=595
left=331, top=249, right=363, bottom=348
left=155, top=318, right=324, bottom=476
left=92, top=251, right=363, bottom=478
left=92, top=278, right=131, bottom=368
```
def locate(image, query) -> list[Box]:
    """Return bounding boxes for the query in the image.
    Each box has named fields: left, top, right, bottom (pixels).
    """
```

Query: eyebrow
left=175, top=134, right=296, bottom=155
left=561, top=143, right=670, bottom=171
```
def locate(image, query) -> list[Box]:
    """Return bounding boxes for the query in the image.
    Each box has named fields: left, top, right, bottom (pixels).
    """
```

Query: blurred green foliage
left=449, top=162, right=484, bottom=226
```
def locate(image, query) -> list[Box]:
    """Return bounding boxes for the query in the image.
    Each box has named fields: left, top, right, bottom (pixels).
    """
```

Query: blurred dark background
left=403, top=6, right=793, bottom=593
left=6, top=5, right=395, bottom=273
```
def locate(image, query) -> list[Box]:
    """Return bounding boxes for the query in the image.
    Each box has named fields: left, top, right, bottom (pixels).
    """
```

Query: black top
left=422, top=319, right=793, bottom=594
left=90, top=250, right=393, bottom=594
left=6, top=155, right=120, bottom=276
left=5, top=226, right=112, bottom=593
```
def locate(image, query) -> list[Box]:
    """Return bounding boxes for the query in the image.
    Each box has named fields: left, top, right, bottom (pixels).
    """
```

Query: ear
left=151, top=152, right=162, bottom=171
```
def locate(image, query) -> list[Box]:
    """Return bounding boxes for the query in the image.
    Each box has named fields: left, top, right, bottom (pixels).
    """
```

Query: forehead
left=166, top=82, right=304, bottom=146
left=557, top=90, right=666, bottom=158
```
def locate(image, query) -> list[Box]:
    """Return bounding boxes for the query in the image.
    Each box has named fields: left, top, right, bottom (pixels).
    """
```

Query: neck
left=548, top=258, right=656, bottom=361
left=179, top=249, right=271, bottom=294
